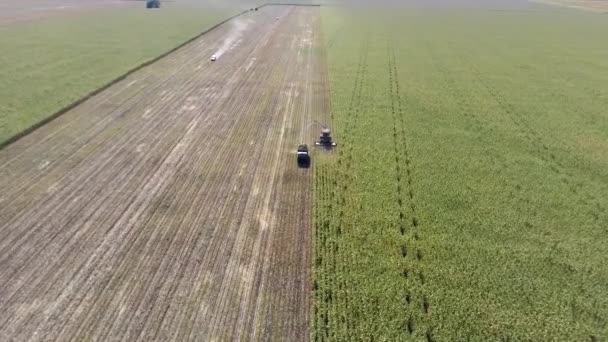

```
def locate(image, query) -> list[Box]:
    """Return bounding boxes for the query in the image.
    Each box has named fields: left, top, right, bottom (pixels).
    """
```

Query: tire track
left=388, top=37, right=434, bottom=341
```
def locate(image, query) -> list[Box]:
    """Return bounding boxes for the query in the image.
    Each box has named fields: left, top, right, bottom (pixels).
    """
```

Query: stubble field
left=0, top=5, right=328, bottom=341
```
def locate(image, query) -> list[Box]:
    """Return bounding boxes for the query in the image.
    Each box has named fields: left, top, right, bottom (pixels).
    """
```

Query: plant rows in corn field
left=313, top=5, right=608, bottom=341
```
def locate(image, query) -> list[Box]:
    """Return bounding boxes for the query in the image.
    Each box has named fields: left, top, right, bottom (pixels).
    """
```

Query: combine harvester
left=316, top=128, right=337, bottom=147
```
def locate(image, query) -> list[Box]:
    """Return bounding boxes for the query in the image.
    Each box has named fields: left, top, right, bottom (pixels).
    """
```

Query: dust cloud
left=214, top=17, right=252, bottom=58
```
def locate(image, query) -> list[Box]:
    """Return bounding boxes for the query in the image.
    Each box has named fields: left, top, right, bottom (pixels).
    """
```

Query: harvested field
left=0, top=5, right=328, bottom=341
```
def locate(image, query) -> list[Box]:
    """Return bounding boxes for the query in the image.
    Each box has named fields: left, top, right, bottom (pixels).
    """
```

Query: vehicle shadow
left=297, top=160, right=311, bottom=169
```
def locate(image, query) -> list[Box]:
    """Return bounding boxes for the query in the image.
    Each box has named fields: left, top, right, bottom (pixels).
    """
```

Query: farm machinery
left=316, top=128, right=337, bottom=147
left=146, top=0, right=160, bottom=9
left=296, top=126, right=337, bottom=167
left=297, top=144, right=310, bottom=167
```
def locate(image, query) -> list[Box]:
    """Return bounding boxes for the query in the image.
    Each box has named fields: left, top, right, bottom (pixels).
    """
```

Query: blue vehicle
left=146, top=0, right=160, bottom=9
left=297, top=144, right=310, bottom=167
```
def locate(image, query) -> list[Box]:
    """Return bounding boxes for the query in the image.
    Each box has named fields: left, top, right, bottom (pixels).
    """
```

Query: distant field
left=0, top=0, right=132, bottom=25
left=314, top=3, right=608, bottom=340
left=0, top=5, right=236, bottom=145
left=534, top=0, right=608, bottom=12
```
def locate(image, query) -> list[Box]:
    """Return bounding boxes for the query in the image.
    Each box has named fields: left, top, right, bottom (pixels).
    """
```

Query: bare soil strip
left=0, top=6, right=328, bottom=341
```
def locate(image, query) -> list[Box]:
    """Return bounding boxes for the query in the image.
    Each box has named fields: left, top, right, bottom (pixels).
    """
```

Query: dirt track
left=0, top=5, right=328, bottom=341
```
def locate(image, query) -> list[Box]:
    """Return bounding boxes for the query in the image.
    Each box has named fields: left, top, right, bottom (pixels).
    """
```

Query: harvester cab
left=297, top=144, right=310, bottom=167
left=315, top=128, right=337, bottom=147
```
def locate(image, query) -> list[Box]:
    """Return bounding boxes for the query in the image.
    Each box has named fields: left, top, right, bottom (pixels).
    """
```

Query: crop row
left=434, top=35, right=606, bottom=225
left=315, top=7, right=608, bottom=340
left=314, top=14, right=437, bottom=339
left=313, top=31, right=370, bottom=341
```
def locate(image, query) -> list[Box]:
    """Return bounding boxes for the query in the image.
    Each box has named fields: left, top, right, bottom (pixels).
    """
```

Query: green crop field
left=0, top=5, right=236, bottom=145
left=314, top=3, right=608, bottom=341
left=1, top=1, right=607, bottom=340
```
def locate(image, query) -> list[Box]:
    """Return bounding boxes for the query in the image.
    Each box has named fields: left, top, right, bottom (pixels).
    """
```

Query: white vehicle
left=210, top=55, right=217, bottom=62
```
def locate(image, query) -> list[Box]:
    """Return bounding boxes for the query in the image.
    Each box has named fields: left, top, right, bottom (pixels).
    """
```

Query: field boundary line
left=258, top=3, right=321, bottom=7
left=0, top=3, right=321, bottom=150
